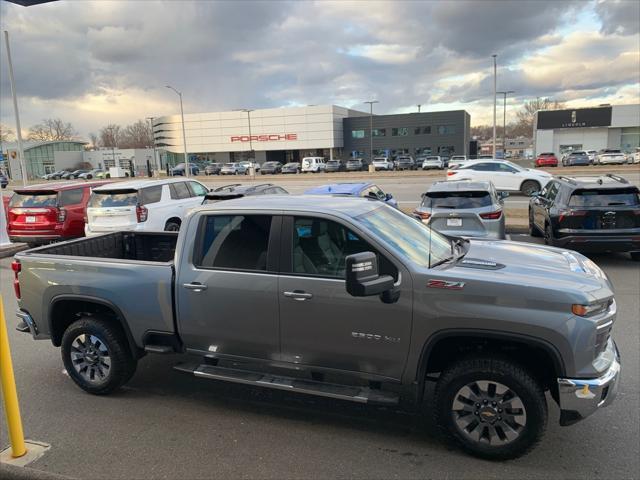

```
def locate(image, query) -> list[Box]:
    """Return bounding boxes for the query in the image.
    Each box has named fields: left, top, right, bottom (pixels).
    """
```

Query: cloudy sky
left=1, top=0, right=638, bottom=138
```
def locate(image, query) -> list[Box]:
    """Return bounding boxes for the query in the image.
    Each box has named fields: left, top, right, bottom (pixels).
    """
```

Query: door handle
left=183, top=282, right=208, bottom=292
left=283, top=291, right=313, bottom=301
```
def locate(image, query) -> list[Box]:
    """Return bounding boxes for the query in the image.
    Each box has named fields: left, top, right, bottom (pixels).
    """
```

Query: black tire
left=630, top=251, right=640, bottom=261
left=165, top=220, right=181, bottom=232
left=434, top=356, right=547, bottom=460
left=520, top=180, right=540, bottom=196
left=528, top=211, right=542, bottom=237
left=61, top=316, right=137, bottom=395
left=544, top=222, right=554, bottom=245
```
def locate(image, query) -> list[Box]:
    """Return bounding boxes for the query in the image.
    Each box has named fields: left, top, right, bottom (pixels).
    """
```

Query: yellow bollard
left=0, top=295, right=27, bottom=458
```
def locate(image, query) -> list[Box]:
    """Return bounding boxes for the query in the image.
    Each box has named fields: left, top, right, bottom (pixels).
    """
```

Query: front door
left=176, top=214, right=280, bottom=361
left=278, top=215, right=412, bottom=380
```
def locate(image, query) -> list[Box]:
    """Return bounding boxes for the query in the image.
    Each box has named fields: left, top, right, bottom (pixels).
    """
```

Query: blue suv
left=304, top=182, right=398, bottom=208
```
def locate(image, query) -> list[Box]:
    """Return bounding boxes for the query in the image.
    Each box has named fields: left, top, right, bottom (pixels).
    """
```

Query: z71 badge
left=427, top=279, right=465, bottom=290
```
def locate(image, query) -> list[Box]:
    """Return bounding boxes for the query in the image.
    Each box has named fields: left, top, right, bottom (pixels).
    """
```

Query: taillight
left=559, top=209, right=587, bottom=223
left=414, top=211, right=431, bottom=220
left=136, top=205, right=148, bottom=222
left=11, top=260, right=21, bottom=299
left=57, top=207, right=67, bottom=223
left=480, top=210, right=502, bottom=220
left=447, top=171, right=458, bottom=176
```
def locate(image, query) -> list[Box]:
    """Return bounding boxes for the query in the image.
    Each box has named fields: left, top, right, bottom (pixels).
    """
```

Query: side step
left=144, top=345, right=174, bottom=354
left=174, top=363, right=399, bottom=406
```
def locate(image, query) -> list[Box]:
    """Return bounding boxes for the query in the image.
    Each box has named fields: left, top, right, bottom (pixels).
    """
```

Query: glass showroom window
left=372, top=129, right=386, bottom=137
left=352, top=130, right=366, bottom=139
left=392, top=128, right=408, bottom=136
left=415, top=126, right=431, bottom=135
left=437, top=125, right=456, bottom=135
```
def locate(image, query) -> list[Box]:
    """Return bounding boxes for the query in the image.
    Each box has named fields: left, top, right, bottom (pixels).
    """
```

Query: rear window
left=88, top=191, right=138, bottom=208
left=422, top=191, right=492, bottom=209
left=9, top=192, right=57, bottom=207
left=569, top=189, right=640, bottom=207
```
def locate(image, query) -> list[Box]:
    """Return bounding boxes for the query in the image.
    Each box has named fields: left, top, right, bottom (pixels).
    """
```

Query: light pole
left=417, top=104, right=421, bottom=113
left=4, top=31, right=27, bottom=186
left=364, top=100, right=379, bottom=164
left=492, top=54, right=497, bottom=159
left=165, top=85, right=189, bottom=178
left=497, top=90, right=514, bottom=157
left=146, top=116, right=159, bottom=176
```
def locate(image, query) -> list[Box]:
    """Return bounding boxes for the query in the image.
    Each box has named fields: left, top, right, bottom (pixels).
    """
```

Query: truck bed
left=29, top=231, right=178, bottom=263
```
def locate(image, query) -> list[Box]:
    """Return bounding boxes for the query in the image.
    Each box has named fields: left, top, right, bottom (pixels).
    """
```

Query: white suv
left=301, top=157, right=326, bottom=173
left=85, top=178, right=209, bottom=235
left=372, top=157, right=394, bottom=171
left=447, top=160, right=552, bottom=196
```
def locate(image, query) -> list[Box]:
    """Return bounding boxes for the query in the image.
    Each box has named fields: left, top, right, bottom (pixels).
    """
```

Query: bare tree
left=88, top=132, right=100, bottom=150
left=514, top=98, right=565, bottom=137
left=0, top=123, right=15, bottom=143
left=28, top=118, right=77, bottom=141
left=119, top=120, right=153, bottom=149
left=99, top=124, right=122, bottom=148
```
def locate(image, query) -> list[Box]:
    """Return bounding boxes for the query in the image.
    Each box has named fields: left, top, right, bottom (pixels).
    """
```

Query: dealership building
left=153, top=105, right=471, bottom=166
left=534, top=104, right=640, bottom=156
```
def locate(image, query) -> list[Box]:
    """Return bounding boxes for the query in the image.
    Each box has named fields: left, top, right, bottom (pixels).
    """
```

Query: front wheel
left=434, top=356, right=547, bottom=460
left=61, top=316, right=137, bottom=395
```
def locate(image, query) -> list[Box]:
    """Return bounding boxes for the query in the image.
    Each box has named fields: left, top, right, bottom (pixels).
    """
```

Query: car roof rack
left=605, top=173, right=628, bottom=184
left=557, top=176, right=578, bottom=185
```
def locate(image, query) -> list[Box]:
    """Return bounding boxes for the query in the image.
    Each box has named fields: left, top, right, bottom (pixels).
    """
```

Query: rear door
left=176, top=213, right=281, bottom=360
left=532, top=181, right=559, bottom=229
left=86, top=189, right=139, bottom=232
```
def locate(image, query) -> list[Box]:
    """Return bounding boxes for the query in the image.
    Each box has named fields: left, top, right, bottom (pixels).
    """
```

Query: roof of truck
left=92, top=177, right=200, bottom=191
left=195, top=194, right=383, bottom=217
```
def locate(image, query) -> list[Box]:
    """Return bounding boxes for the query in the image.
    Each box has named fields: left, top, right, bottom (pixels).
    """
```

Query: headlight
left=572, top=299, right=613, bottom=317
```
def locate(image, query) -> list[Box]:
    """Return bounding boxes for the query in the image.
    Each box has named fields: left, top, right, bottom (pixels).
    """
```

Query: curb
left=0, top=243, right=28, bottom=259
left=0, top=464, right=76, bottom=480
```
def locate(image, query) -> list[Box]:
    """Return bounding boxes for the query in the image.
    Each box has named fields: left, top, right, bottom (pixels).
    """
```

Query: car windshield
left=88, top=191, right=138, bottom=208
left=425, top=156, right=439, bottom=161
left=355, top=205, right=452, bottom=268
left=373, top=158, right=387, bottom=161
left=327, top=160, right=340, bottom=164
left=9, top=192, right=58, bottom=207
left=569, top=189, right=640, bottom=207
left=284, top=163, right=298, bottom=167
left=422, top=191, right=492, bottom=209
left=264, top=162, right=278, bottom=167
left=224, top=163, right=236, bottom=167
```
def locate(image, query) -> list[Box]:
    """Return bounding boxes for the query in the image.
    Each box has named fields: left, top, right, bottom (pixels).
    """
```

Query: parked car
left=14, top=195, right=621, bottom=460
left=413, top=180, right=507, bottom=239
left=627, top=148, right=640, bottom=164
left=95, top=170, right=111, bottom=179
left=535, top=153, right=558, bottom=168
left=372, top=157, right=394, bottom=171
left=62, top=169, right=91, bottom=180
left=421, top=156, right=445, bottom=170
left=204, top=163, right=224, bottom=176
left=448, top=155, right=468, bottom=167
left=562, top=151, right=591, bottom=167
left=395, top=155, right=416, bottom=170
left=260, top=162, right=283, bottom=175
left=345, top=158, right=366, bottom=171
left=203, top=183, right=288, bottom=203
left=171, top=163, right=200, bottom=176
left=447, top=160, right=553, bottom=196
left=85, top=178, right=209, bottom=235
left=6, top=180, right=112, bottom=246
left=220, top=163, right=247, bottom=175
left=45, top=170, right=70, bottom=180
left=239, top=161, right=261, bottom=174
left=324, top=159, right=345, bottom=172
left=0, top=173, right=8, bottom=189
left=595, top=149, right=627, bottom=165
left=281, top=162, right=301, bottom=174
left=78, top=169, right=104, bottom=180
left=587, top=150, right=598, bottom=164
left=304, top=182, right=397, bottom=207
left=477, top=154, right=494, bottom=159
left=301, top=157, right=326, bottom=173
left=529, top=174, right=640, bottom=259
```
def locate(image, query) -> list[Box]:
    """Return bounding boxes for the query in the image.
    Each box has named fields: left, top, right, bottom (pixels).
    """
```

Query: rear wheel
left=544, top=223, right=554, bottom=245
left=520, top=180, right=540, bottom=196
left=165, top=220, right=181, bottom=232
left=434, top=356, right=547, bottom=460
left=61, top=316, right=137, bottom=395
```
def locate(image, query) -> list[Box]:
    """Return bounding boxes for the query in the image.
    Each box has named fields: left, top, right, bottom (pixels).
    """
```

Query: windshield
left=9, top=192, right=57, bottom=207
left=569, top=189, right=640, bottom=207
left=284, top=163, right=298, bottom=167
left=224, top=163, right=236, bottom=167
left=422, top=191, right=492, bottom=209
left=355, top=205, right=452, bottom=268
left=88, top=191, right=138, bottom=208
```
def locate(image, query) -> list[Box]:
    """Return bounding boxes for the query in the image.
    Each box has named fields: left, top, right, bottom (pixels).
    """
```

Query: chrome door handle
left=183, top=283, right=208, bottom=292
left=283, top=291, right=313, bottom=301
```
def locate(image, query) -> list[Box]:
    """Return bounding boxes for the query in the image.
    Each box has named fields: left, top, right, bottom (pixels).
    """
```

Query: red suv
left=535, top=152, right=558, bottom=168
left=6, top=180, right=112, bottom=246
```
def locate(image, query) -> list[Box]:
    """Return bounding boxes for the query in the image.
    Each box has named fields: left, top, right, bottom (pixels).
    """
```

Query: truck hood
left=452, top=239, right=611, bottom=294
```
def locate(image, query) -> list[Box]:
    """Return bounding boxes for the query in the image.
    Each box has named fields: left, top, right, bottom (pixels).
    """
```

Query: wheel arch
left=520, top=178, right=541, bottom=193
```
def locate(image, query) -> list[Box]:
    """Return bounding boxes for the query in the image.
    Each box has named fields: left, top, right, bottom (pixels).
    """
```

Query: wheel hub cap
left=70, top=334, right=111, bottom=384
left=452, top=380, right=527, bottom=445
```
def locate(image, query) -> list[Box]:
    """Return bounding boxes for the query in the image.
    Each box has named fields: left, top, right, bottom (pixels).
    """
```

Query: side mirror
left=345, top=252, right=395, bottom=297
left=385, top=193, right=393, bottom=200
left=499, top=191, right=509, bottom=199
left=530, top=191, right=540, bottom=197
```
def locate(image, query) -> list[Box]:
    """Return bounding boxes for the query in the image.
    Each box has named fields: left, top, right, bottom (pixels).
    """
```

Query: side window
left=59, top=188, right=84, bottom=206
left=195, top=215, right=272, bottom=271
left=170, top=182, right=191, bottom=200
left=469, top=163, right=491, bottom=171
left=188, top=181, right=208, bottom=197
left=362, top=186, right=385, bottom=200
left=497, top=163, right=517, bottom=173
left=139, top=185, right=163, bottom=205
left=545, top=183, right=560, bottom=203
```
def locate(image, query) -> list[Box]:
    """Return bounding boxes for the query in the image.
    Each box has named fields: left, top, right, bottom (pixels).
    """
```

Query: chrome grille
left=595, top=322, right=612, bottom=356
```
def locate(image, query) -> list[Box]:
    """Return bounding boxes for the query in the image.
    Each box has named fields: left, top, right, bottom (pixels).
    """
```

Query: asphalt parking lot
left=1, top=234, right=638, bottom=480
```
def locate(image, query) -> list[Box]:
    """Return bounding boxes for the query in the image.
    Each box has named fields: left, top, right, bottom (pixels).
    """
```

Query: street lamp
left=234, top=109, right=255, bottom=161
left=492, top=54, right=497, bottom=159
left=497, top=90, right=515, bottom=158
left=146, top=116, right=160, bottom=176
left=364, top=100, right=379, bottom=164
left=165, top=85, right=189, bottom=177
left=417, top=104, right=421, bottom=113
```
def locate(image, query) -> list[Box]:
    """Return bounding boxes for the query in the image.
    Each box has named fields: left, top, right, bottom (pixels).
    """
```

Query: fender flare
left=49, top=294, right=139, bottom=357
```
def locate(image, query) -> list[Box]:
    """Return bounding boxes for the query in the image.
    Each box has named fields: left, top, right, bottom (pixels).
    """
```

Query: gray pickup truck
left=13, top=195, right=620, bottom=459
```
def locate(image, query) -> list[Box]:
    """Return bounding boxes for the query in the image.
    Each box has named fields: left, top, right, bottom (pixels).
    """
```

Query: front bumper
left=557, top=340, right=621, bottom=426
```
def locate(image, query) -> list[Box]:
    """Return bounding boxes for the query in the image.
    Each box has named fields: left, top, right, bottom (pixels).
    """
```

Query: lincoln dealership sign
left=537, top=107, right=612, bottom=130
left=230, top=133, right=297, bottom=142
